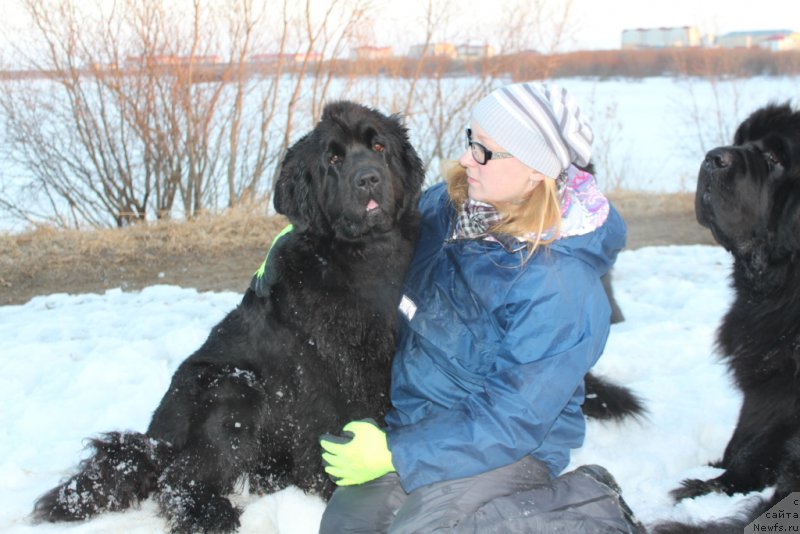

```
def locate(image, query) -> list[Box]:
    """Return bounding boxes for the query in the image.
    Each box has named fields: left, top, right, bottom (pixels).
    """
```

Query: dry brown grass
left=0, top=191, right=712, bottom=305
left=0, top=206, right=288, bottom=283
left=0, top=191, right=697, bottom=280
left=0, top=191, right=694, bottom=273
left=607, top=190, right=695, bottom=215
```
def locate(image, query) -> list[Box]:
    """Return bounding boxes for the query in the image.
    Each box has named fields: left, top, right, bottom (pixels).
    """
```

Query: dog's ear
left=389, top=113, right=425, bottom=219
left=774, top=188, right=800, bottom=254
left=273, top=133, right=314, bottom=232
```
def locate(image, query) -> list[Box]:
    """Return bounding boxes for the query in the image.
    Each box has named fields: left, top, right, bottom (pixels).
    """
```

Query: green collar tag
left=254, top=223, right=294, bottom=279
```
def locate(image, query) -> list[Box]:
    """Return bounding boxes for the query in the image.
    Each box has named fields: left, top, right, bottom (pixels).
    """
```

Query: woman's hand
left=320, top=419, right=395, bottom=486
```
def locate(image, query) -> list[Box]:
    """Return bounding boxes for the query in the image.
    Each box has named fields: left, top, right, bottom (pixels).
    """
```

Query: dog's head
left=696, top=103, right=800, bottom=269
left=273, top=101, right=424, bottom=240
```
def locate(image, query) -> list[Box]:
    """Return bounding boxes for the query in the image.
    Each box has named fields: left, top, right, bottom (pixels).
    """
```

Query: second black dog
left=655, top=104, right=800, bottom=533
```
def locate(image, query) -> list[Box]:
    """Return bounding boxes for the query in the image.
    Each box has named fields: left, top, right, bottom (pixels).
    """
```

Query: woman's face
left=458, top=123, right=545, bottom=206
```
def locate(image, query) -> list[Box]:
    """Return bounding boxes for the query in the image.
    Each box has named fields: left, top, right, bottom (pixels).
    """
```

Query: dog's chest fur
left=719, top=258, right=800, bottom=389
left=257, top=232, right=413, bottom=406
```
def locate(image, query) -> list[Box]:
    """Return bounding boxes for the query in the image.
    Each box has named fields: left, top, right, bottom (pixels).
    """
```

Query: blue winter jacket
left=384, top=182, right=627, bottom=493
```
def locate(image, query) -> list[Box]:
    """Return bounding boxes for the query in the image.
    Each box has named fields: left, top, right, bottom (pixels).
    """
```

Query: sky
left=374, top=0, right=798, bottom=52
left=568, top=0, right=798, bottom=50
left=2, top=0, right=796, bottom=58
left=0, top=244, right=775, bottom=533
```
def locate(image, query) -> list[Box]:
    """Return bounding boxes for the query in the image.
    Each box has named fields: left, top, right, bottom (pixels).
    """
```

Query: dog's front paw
left=161, top=491, right=241, bottom=533
left=188, top=494, right=241, bottom=534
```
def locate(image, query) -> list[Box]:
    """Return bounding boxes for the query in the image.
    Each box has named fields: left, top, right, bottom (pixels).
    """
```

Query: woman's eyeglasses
left=466, top=128, right=514, bottom=165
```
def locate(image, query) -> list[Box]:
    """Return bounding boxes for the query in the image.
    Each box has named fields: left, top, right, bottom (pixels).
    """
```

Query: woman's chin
left=467, top=183, right=483, bottom=201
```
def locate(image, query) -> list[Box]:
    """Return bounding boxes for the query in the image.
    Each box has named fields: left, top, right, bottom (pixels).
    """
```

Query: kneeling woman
left=319, top=82, right=642, bottom=533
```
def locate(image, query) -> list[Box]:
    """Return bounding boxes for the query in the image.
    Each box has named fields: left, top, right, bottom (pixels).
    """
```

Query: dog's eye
left=329, top=154, right=343, bottom=165
left=763, top=151, right=781, bottom=168
left=372, top=142, right=385, bottom=153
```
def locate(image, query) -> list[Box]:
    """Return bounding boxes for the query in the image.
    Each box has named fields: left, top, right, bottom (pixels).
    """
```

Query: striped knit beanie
left=471, top=82, right=593, bottom=178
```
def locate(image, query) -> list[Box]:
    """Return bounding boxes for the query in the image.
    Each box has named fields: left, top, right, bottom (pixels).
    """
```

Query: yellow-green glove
left=320, top=419, right=395, bottom=486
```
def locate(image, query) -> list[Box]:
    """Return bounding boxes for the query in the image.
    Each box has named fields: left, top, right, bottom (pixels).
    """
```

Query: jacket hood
left=550, top=200, right=626, bottom=279
left=557, top=165, right=610, bottom=239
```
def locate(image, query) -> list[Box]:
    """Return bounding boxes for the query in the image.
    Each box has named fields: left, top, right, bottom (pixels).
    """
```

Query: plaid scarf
left=454, top=198, right=502, bottom=240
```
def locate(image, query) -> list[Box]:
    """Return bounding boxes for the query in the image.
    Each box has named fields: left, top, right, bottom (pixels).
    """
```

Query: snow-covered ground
left=0, top=244, right=773, bottom=533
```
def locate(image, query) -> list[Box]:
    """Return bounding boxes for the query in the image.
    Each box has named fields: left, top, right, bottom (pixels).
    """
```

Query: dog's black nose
left=354, top=168, right=381, bottom=190
left=704, top=148, right=734, bottom=170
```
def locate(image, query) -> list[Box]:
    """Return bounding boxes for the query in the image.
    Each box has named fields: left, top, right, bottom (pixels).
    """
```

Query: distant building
left=124, top=55, right=221, bottom=68
left=351, top=46, right=393, bottom=61
left=621, top=26, right=702, bottom=49
left=760, top=33, right=800, bottom=51
left=716, top=29, right=798, bottom=50
left=408, top=42, right=457, bottom=59
left=249, top=52, right=323, bottom=65
left=456, top=44, right=495, bottom=61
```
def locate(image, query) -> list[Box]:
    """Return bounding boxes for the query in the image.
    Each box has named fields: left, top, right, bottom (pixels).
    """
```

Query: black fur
left=583, top=372, right=645, bottom=421
left=657, top=103, right=800, bottom=532
left=32, top=101, right=425, bottom=533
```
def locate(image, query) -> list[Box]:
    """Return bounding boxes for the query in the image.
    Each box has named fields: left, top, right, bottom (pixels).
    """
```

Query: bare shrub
left=2, top=0, right=595, bottom=229
left=0, top=0, right=369, bottom=228
left=582, top=91, right=631, bottom=191
left=670, top=49, right=749, bottom=158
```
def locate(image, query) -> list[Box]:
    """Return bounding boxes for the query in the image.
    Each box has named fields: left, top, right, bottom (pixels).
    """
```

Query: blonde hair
left=442, top=160, right=562, bottom=256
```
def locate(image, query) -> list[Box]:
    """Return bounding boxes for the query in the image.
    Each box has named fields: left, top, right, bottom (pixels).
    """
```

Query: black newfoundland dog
left=32, top=101, right=425, bottom=533
left=656, top=103, right=800, bottom=532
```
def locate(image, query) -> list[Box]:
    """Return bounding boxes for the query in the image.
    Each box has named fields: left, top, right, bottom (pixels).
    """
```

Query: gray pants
left=319, top=458, right=639, bottom=534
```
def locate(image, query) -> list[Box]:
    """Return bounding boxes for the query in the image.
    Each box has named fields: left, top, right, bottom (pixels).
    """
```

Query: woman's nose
left=459, top=148, right=476, bottom=167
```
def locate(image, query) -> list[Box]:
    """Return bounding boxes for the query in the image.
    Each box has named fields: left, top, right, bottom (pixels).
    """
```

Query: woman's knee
left=318, top=502, right=348, bottom=534
left=389, top=457, right=549, bottom=534
left=319, top=474, right=405, bottom=534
